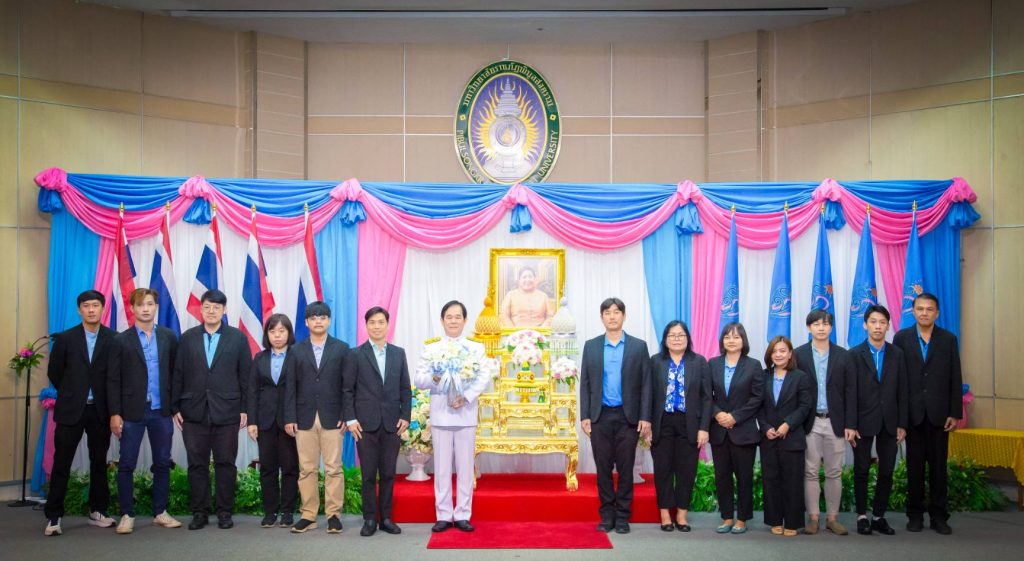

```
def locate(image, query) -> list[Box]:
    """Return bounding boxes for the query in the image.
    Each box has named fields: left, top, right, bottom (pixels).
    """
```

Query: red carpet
left=427, top=521, right=613, bottom=549
left=393, top=473, right=661, bottom=523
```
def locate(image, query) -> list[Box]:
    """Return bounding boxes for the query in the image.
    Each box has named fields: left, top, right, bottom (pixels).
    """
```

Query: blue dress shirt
left=270, top=350, right=286, bottom=385
left=204, top=327, right=222, bottom=368
left=723, top=361, right=737, bottom=397
left=917, top=329, right=930, bottom=362
left=137, top=327, right=160, bottom=410
left=601, top=334, right=625, bottom=408
left=85, top=327, right=98, bottom=402
left=812, top=346, right=829, bottom=413
left=869, top=342, right=886, bottom=382
left=772, top=373, right=786, bottom=403
left=372, top=342, right=387, bottom=381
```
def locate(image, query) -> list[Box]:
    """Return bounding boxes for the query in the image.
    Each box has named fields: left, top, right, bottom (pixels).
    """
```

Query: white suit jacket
left=414, top=336, right=490, bottom=428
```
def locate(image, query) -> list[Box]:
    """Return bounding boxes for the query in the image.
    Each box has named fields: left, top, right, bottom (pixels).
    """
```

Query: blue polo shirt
left=601, top=334, right=625, bottom=407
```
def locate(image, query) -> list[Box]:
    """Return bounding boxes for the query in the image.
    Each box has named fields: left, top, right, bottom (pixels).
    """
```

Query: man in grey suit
left=579, top=298, right=652, bottom=534
left=343, top=307, right=411, bottom=537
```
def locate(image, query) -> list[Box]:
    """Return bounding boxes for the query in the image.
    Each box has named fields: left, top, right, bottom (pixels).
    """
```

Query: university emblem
left=455, top=60, right=561, bottom=184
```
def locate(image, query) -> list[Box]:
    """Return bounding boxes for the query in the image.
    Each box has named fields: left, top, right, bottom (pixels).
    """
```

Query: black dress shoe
left=596, top=521, right=614, bottom=533
left=871, top=517, right=895, bottom=535
left=454, top=520, right=474, bottom=532
left=261, top=514, right=277, bottom=528
left=906, top=518, right=924, bottom=532
left=188, top=514, right=208, bottom=530
left=279, top=513, right=294, bottom=528
left=930, top=519, right=952, bottom=535
left=614, top=523, right=631, bottom=534
left=380, top=519, right=402, bottom=534
left=217, top=514, right=234, bottom=529
left=360, top=519, right=377, bottom=536
left=431, top=520, right=453, bottom=532
left=856, top=518, right=872, bottom=535
left=326, top=515, right=343, bottom=534
left=660, top=523, right=675, bottom=532
left=675, top=522, right=692, bottom=532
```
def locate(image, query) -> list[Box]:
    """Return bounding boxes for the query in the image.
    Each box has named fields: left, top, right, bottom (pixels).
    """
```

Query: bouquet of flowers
left=423, top=339, right=496, bottom=400
left=401, top=386, right=432, bottom=453
left=8, top=337, right=47, bottom=378
left=550, top=356, right=579, bottom=389
left=506, top=329, right=548, bottom=371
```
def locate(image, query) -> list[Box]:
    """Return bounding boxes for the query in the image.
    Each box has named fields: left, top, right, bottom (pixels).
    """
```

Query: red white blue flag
left=294, top=206, right=323, bottom=342
left=109, top=209, right=138, bottom=330
left=186, top=207, right=225, bottom=325
left=239, top=210, right=276, bottom=356
left=149, top=206, right=181, bottom=336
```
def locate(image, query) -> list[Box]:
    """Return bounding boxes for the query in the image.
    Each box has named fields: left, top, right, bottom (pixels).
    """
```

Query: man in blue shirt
left=579, top=298, right=652, bottom=534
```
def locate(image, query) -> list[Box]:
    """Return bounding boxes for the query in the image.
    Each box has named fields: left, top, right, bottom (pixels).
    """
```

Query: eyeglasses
left=666, top=334, right=687, bottom=340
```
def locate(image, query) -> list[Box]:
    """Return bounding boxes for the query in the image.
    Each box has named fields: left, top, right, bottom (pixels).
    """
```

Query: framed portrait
left=489, top=248, right=565, bottom=334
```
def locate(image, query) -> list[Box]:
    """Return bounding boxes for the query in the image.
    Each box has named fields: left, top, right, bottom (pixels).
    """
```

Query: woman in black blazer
left=709, top=322, right=763, bottom=534
left=247, top=314, right=299, bottom=528
left=649, top=320, right=711, bottom=532
left=758, top=335, right=813, bottom=537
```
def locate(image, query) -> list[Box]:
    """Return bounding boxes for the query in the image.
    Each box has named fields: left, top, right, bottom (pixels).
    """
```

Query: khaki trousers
left=295, top=413, right=344, bottom=520
left=804, top=416, right=846, bottom=517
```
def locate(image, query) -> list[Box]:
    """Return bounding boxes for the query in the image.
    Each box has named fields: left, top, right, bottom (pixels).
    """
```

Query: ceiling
left=84, top=1, right=915, bottom=42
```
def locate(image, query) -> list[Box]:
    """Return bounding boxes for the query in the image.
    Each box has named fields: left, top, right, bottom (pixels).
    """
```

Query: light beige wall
left=764, top=0, right=1023, bottom=429
left=306, top=42, right=707, bottom=183
left=0, top=0, right=253, bottom=484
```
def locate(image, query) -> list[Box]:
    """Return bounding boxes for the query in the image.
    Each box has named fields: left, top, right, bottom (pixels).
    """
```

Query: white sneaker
left=44, top=517, right=62, bottom=536
left=153, top=511, right=182, bottom=528
left=115, top=514, right=135, bottom=534
left=89, top=511, right=116, bottom=527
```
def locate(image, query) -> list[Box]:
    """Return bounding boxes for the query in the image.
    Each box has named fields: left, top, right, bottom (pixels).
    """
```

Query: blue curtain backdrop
left=642, top=207, right=694, bottom=337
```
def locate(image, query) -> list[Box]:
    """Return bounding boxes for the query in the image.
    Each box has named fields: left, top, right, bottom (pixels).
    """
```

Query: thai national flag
left=239, top=213, right=276, bottom=356
left=149, top=210, right=181, bottom=336
left=109, top=213, right=138, bottom=331
left=294, top=208, right=323, bottom=342
left=186, top=212, right=225, bottom=325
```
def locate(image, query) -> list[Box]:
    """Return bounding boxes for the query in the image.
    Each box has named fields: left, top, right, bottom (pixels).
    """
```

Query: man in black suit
left=171, top=289, right=252, bottom=531
left=849, top=304, right=907, bottom=536
left=284, top=301, right=350, bottom=535
left=579, top=298, right=652, bottom=534
left=343, top=307, right=411, bottom=537
left=107, top=288, right=181, bottom=534
left=793, top=309, right=856, bottom=536
left=893, top=293, right=962, bottom=535
left=44, top=290, right=116, bottom=536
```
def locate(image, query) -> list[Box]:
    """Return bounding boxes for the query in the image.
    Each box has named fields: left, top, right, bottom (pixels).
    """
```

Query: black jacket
left=850, top=341, right=908, bottom=437
left=47, top=324, right=116, bottom=424
left=284, top=336, right=349, bottom=430
left=650, top=352, right=711, bottom=444
left=794, top=342, right=857, bottom=436
left=106, top=325, right=178, bottom=421
left=579, top=333, right=652, bottom=425
left=708, top=355, right=763, bottom=446
left=342, top=341, right=412, bottom=432
left=171, top=324, right=252, bottom=426
left=247, top=348, right=294, bottom=430
left=893, top=325, right=963, bottom=427
left=757, top=368, right=814, bottom=452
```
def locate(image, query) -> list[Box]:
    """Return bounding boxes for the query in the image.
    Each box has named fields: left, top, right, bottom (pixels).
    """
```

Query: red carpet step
left=392, top=473, right=661, bottom=523
left=427, top=521, right=613, bottom=549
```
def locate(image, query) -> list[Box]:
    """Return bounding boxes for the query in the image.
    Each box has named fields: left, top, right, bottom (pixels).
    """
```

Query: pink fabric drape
left=94, top=238, right=115, bottom=327
left=834, top=178, right=976, bottom=242
left=690, top=229, right=730, bottom=358
left=41, top=398, right=56, bottom=478
left=356, top=218, right=407, bottom=344
left=876, top=242, right=909, bottom=332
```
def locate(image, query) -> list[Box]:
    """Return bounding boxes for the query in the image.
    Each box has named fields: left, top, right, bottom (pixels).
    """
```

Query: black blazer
left=850, top=341, right=908, bottom=437
left=708, top=355, right=763, bottom=446
left=893, top=326, right=963, bottom=427
left=247, top=348, right=294, bottom=430
left=284, top=336, right=349, bottom=430
left=757, top=368, right=814, bottom=452
left=47, top=324, right=116, bottom=424
left=106, top=325, right=178, bottom=421
left=794, top=342, right=857, bottom=436
left=579, top=333, right=652, bottom=425
left=650, top=352, right=711, bottom=444
left=342, top=341, right=412, bottom=433
left=171, top=324, right=252, bottom=426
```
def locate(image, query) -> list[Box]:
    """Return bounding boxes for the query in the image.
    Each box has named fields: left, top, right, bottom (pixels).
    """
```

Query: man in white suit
left=414, top=300, right=492, bottom=533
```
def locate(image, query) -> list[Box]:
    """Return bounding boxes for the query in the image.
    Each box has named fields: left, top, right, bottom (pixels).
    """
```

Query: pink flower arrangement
left=9, top=336, right=47, bottom=377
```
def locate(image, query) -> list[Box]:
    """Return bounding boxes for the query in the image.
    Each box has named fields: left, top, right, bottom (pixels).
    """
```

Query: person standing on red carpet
left=579, top=298, right=652, bottom=535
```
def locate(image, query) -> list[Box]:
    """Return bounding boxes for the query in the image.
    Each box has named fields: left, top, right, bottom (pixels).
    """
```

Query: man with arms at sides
left=793, top=310, right=856, bottom=536
left=893, top=293, right=962, bottom=535
left=284, top=301, right=350, bottom=534
left=414, top=301, right=492, bottom=533
left=107, top=288, right=181, bottom=534
left=579, top=298, right=652, bottom=534
left=849, top=304, right=907, bottom=536
left=44, top=290, right=117, bottom=536
left=172, top=289, right=252, bottom=531
left=343, top=307, right=411, bottom=537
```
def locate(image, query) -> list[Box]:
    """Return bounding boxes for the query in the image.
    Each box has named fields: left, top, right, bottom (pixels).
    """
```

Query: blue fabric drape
left=528, top=183, right=676, bottom=221
left=839, top=179, right=951, bottom=211
left=920, top=223, right=962, bottom=338
left=362, top=182, right=509, bottom=218
left=642, top=208, right=693, bottom=339
left=701, top=182, right=820, bottom=214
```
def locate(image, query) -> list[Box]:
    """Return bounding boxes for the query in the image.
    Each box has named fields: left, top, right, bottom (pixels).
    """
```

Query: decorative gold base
left=475, top=436, right=579, bottom=491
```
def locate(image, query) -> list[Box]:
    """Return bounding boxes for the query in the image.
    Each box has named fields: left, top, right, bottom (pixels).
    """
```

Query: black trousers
left=182, top=421, right=238, bottom=516
left=853, top=431, right=899, bottom=517
left=44, top=405, right=111, bottom=519
left=760, top=439, right=804, bottom=530
left=257, top=422, right=299, bottom=516
left=355, top=427, right=401, bottom=521
left=651, top=413, right=699, bottom=510
left=906, top=419, right=950, bottom=522
left=590, top=407, right=639, bottom=524
left=712, top=439, right=757, bottom=521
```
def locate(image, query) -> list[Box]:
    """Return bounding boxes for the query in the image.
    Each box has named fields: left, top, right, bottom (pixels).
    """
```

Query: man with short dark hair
left=44, top=290, right=117, bottom=536
left=172, top=289, right=252, bottom=530
left=343, top=307, right=411, bottom=536
left=579, top=298, right=652, bottom=534
left=107, top=288, right=181, bottom=534
left=849, top=304, right=907, bottom=536
left=284, top=301, right=350, bottom=534
left=893, top=293, right=962, bottom=535
left=793, top=309, right=856, bottom=536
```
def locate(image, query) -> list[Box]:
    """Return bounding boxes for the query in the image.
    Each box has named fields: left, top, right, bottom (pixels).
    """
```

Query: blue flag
left=719, top=214, right=740, bottom=330
left=766, top=211, right=792, bottom=340
left=900, top=211, right=924, bottom=331
left=848, top=214, right=878, bottom=347
left=810, top=213, right=837, bottom=343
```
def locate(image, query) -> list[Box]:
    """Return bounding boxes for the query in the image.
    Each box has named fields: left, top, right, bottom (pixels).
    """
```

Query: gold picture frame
left=489, top=248, right=565, bottom=335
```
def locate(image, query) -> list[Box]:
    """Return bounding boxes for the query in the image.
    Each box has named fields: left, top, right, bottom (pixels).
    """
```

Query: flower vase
left=406, top=449, right=432, bottom=481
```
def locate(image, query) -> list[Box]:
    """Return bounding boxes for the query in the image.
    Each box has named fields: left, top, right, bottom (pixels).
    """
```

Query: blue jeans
left=118, top=408, right=174, bottom=516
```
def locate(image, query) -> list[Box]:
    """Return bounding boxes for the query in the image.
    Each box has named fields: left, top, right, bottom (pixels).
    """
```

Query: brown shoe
left=826, top=519, right=849, bottom=536
left=805, top=518, right=820, bottom=535
left=771, top=526, right=784, bottom=535
left=783, top=529, right=799, bottom=537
